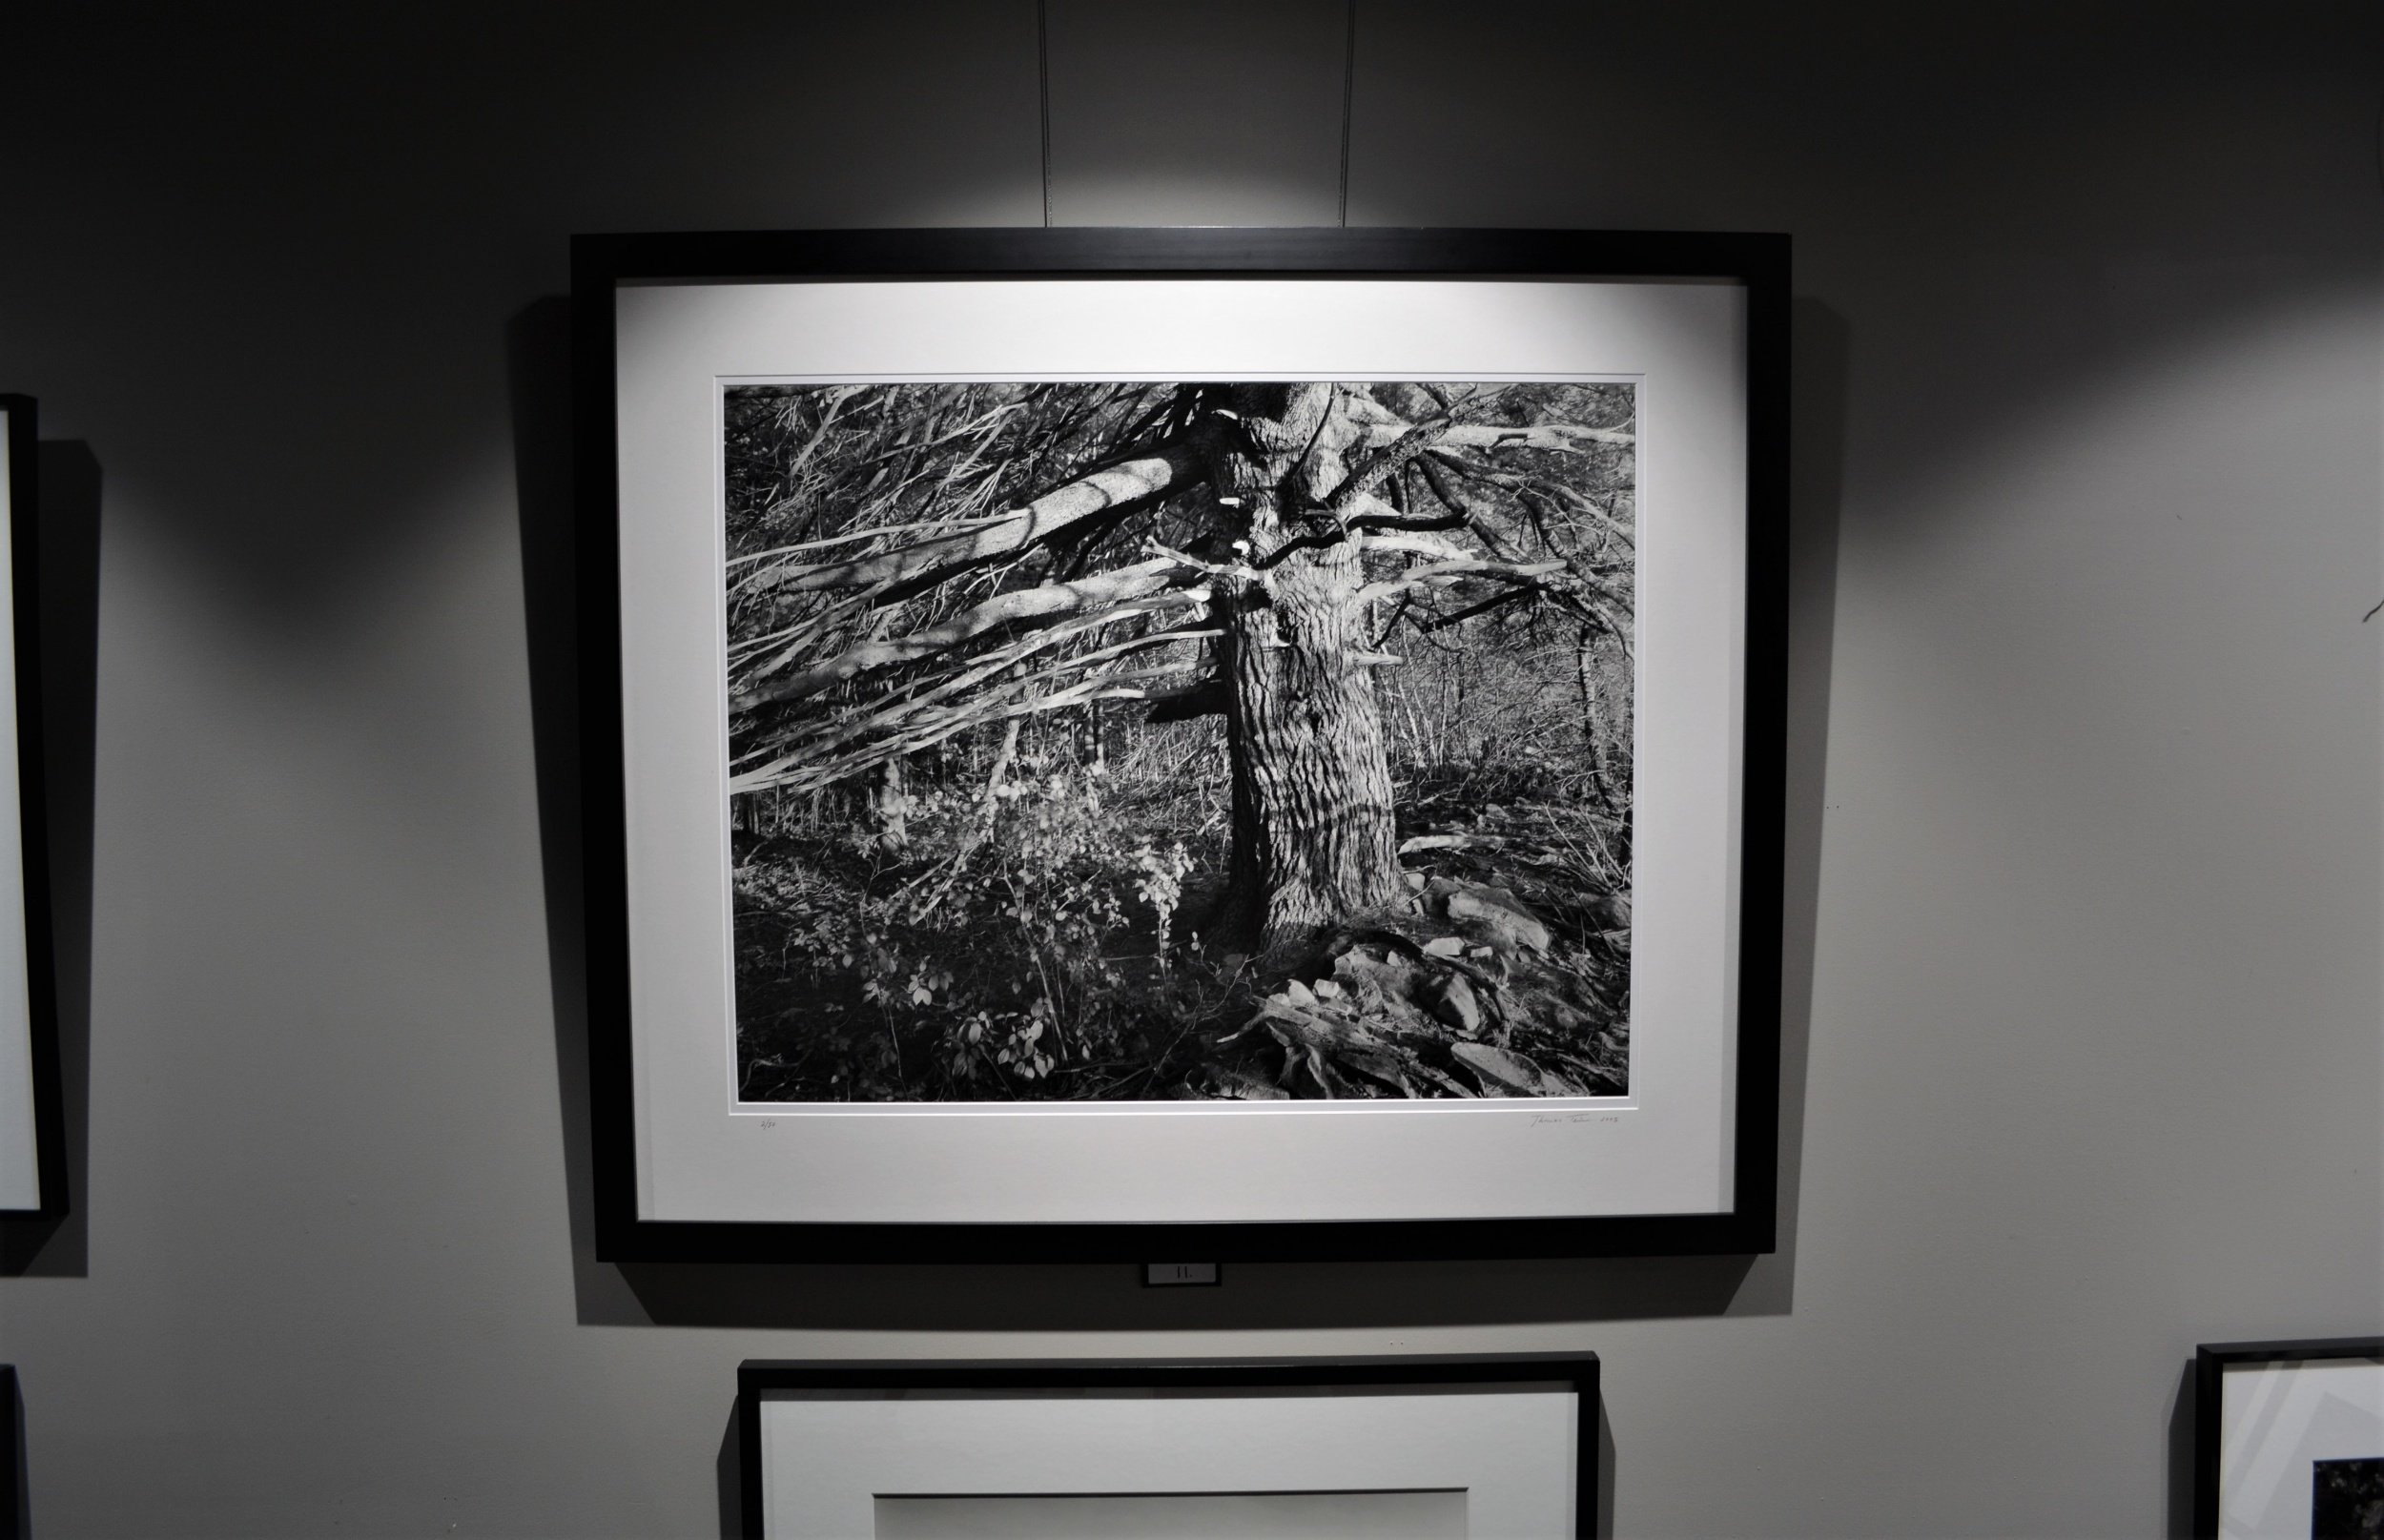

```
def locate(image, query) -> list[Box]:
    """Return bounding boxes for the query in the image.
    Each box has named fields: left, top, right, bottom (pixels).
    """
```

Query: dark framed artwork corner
left=2195, top=1337, right=2384, bottom=1539
left=0, top=396, right=65, bottom=1228
left=737, top=1354, right=1599, bottom=1539
left=575, top=228, right=1787, bottom=1263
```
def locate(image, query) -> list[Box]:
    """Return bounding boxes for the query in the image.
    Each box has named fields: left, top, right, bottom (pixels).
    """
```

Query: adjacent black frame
left=0, top=398, right=63, bottom=1222
left=737, top=1353, right=1598, bottom=1540
left=2194, top=1337, right=2384, bottom=1538
left=575, top=228, right=1788, bottom=1263
left=2, top=1365, right=22, bottom=1540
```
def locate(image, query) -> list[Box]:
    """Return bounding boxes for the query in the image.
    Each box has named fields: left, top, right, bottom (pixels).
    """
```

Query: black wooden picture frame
left=2194, top=1337, right=2384, bottom=1538
left=574, top=228, right=1788, bottom=1263
left=737, top=1354, right=1599, bottom=1540
left=0, top=397, right=63, bottom=1222
left=2, top=1364, right=23, bottom=1540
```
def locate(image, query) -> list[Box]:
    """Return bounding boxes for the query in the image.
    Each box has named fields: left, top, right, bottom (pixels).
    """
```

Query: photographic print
left=722, top=380, right=1636, bottom=1105
left=2313, top=1458, right=2384, bottom=1539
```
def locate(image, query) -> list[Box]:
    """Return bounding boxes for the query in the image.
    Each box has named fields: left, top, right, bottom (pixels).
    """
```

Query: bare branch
left=1357, top=529, right=1472, bottom=563
left=1255, top=492, right=1468, bottom=569
left=1317, top=416, right=1456, bottom=520
left=1418, top=587, right=1539, bottom=632
left=729, top=506, right=1032, bottom=568
left=1432, top=422, right=1633, bottom=453
left=1432, top=455, right=1636, bottom=549
left=731, top=627, right=1215, bottom=795
left=742, top=441, right=1203, bottom=596
left=730, top=557, right=1207, bottom=712
left=1356, top=558, right=1566, bottom=606
left=734, top=605, right=1205, bottom=783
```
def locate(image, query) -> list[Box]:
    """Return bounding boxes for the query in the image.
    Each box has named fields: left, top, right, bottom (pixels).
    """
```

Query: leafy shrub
left=734, top=749, right=1235, bottom=1099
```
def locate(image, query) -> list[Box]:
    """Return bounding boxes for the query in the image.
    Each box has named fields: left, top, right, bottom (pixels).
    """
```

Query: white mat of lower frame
left=874, top=1489, right=1464, bottom=1539
left=758, top=1386, right=1574, bottom=1538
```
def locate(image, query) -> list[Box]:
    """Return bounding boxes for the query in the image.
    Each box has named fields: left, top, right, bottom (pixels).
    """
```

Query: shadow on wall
left=716, top=1407, right=738, bottom=1540
left=2167, top=1351, right=2218, bottom=1540
left=1597, top=1392, right=1617, bottom=1539
left=1, top=441, right=100, bottom=1279
left=5, top=1366, right=25, bottom=1539
left=504, top=290, right=1852, bottom=1334
left=1750, top=294, right=1850, bottom=1324
left=508, top=297, right=643, bottom=1328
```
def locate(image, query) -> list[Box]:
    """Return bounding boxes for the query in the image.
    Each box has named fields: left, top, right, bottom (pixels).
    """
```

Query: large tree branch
left=1346, top=395, right=1631, bottom=456
left=730, top=558, right=1206, bottom=713
left=730, top=626, right=1214, bottom=794
left=1356, top=558, right=1567, bottom=606
left=1254, top=491, right=1468, bottom=569
left=741, top=441, right=1203, bottom=597
left=1360, top=529, right=1472, bottom=563
left=1314, top=417, right=1455, bottom=520
left=1423, top=422, right=1633, bottom=453
left=1523, top=481, right=1634, bottom=547
left=1429, top=454, right=1635, bottom=549
left=730, top=506, right=1028, bottom=569
left=737, top=667, right=1182, bottom=799
left=737, top=603, right=1201, bottom=783
left=1418, top=586, right=1540, bottom=632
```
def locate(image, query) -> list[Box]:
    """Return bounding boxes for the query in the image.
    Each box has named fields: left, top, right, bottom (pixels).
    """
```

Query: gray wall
left=3, top=2, right=2378, bottom=1534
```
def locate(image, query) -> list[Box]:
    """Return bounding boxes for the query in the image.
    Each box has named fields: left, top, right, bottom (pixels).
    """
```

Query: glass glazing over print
left=723, top=380, right=1636, bottom=1104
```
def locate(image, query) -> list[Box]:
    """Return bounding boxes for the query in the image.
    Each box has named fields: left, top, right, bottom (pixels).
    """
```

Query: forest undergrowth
left=732, top=715, right=1631, bottom=1103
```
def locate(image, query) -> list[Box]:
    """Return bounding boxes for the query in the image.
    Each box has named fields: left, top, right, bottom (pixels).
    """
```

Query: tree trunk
left=1202, top=385, right=1406, bottom=952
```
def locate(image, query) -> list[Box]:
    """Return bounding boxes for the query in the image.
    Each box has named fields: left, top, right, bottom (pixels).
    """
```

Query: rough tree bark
left=1201, top=384, right=1406, bottom=952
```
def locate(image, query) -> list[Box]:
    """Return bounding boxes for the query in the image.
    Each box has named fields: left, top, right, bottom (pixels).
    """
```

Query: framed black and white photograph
left=0, top=396, right=62, bottom=1222
left=737, top=1356, right=1597, bottom=1540
left=2197, top=1339, right=2384, bottom=1538
left=576, top=229, right=1786, bottom=1261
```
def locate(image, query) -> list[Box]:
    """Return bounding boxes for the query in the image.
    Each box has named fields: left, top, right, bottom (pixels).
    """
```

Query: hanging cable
left=1338, top=0, right=1357, bottom=226
left=1038, top=0, right=1054, bottom=227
